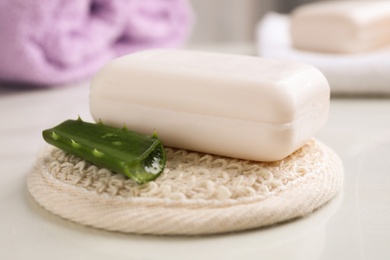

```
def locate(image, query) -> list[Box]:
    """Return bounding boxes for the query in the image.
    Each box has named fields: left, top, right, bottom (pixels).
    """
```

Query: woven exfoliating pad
left=28, top=139, right=343, bottom=235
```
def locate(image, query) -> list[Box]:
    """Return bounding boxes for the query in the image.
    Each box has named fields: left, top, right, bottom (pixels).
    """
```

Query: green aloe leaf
left=42, top=118, right=166, bottom=184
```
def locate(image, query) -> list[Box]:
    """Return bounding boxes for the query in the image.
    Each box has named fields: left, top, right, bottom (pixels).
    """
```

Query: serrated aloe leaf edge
left=42, top=118, right=166, bottom=184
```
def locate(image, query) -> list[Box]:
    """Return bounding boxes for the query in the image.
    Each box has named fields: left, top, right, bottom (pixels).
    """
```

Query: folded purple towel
left=0, top=0, right=193, bottom=86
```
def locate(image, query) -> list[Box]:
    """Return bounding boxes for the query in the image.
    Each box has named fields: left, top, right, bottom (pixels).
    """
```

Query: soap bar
left=90, top=49, right=330, bottom=161
left=290, top=1, right=390, bottom=53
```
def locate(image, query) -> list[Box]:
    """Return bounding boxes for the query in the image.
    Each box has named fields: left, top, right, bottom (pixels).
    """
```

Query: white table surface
left=1, top=82, right=390, bottom=260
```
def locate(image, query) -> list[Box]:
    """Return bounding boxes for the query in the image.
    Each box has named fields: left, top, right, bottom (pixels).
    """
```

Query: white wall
left=187, top=0, right=326, bottom=44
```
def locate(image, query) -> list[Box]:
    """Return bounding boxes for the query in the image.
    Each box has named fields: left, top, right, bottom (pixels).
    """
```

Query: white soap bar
left=90, top=49, right=330, bottom=161
left=290, top=1, right=390, bottom=53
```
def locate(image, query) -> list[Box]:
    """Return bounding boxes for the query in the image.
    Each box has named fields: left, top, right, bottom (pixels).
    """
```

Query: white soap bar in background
left=290, top=1, right=390, bottom=53
left=90, top=49, right=330, bottom=161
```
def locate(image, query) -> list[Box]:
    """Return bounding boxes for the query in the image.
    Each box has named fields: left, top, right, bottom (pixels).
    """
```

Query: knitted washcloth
left=28, top=139, right=343, bottom=235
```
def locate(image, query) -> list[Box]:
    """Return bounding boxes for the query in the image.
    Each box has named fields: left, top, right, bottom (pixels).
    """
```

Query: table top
left=1, top=82, right=389, bottom=260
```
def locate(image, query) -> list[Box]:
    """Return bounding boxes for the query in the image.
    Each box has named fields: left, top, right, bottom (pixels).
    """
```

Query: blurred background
left=2, top=0, right=387, bottom=92
left=186, top=0, right=390, bottom=96
left=188, top=0, right=315, bottom=46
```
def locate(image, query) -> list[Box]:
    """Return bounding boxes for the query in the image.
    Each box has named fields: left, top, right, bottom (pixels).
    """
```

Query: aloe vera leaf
left=42, top=118, right=166, bottom=184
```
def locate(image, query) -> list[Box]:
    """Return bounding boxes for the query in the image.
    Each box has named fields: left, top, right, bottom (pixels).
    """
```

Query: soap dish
left=28, top=139, right=343, bottom=235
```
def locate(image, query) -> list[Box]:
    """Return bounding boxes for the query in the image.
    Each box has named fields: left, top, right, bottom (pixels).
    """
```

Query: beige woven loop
left=28, top=139, right=343, bottom=235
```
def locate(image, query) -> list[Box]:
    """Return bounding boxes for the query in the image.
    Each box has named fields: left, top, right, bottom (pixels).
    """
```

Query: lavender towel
left=0, top=0, right=193, bottom=86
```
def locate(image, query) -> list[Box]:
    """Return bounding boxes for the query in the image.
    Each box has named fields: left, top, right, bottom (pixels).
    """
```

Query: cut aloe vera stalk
left=42, top=118, right=166, bottom=184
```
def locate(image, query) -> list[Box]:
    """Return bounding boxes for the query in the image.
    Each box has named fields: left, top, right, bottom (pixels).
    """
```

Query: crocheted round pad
left=28, top=139, right=343, bottom=235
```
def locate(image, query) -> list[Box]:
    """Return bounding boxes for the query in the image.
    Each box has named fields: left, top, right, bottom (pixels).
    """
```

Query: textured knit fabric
left=28, top=139, right=343, bottom=235
left=0, top=0, right=193, bottom=86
